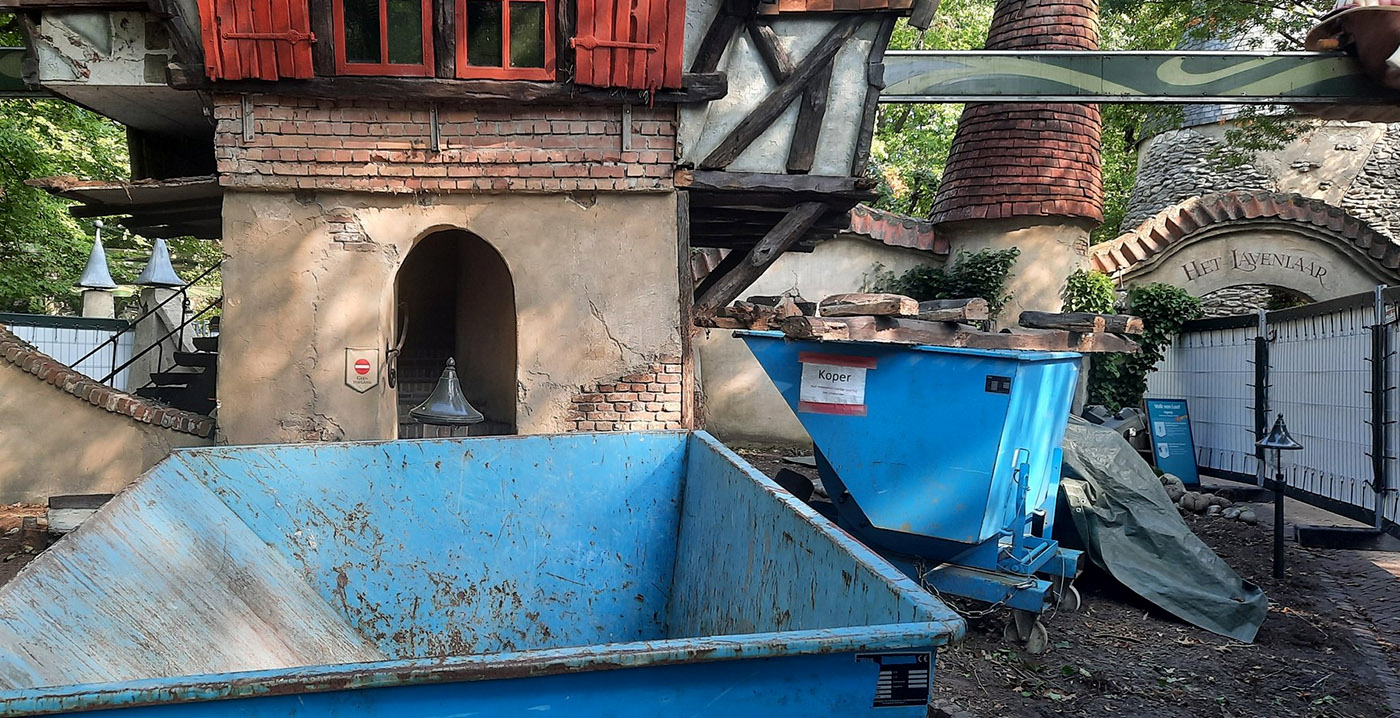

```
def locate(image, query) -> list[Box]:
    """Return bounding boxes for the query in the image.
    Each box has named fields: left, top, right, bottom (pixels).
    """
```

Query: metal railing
left=71, top=261, right=223, bottom=388
left=1147, top=285, right=1400, bottom=534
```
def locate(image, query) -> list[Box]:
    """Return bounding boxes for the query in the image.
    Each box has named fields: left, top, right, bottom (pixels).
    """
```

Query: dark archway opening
left=394, top=230, right=517, bottom=438
left=1198, top=284, right=1315, bottom=319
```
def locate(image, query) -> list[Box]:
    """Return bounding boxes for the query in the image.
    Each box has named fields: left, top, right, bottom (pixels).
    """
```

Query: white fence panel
left=1268, top=306, right=1373, bottom=515
left=1148, top=324, right=1258, bottom=479
left=5, top=319, right=133, bottom=390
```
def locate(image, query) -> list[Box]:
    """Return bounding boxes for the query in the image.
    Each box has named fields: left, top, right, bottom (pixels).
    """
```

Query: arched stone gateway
left=1090, top=191, right=1400, bottom=301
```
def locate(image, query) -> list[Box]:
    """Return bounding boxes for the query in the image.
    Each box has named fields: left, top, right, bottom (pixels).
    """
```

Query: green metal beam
left=882, top=51, right=1400, bottom=104
left=0, top=47, right=39, bottom=97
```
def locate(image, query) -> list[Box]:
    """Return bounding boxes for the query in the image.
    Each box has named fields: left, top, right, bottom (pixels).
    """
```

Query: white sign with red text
left=797, top=352, right=876, bottom=416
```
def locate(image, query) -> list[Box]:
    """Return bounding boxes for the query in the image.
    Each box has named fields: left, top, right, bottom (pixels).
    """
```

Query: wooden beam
left=779, top=316, right=850, bottom=340
left=694, top=201, right=826, bottom=316
left=917, top=298, right=989, bottom=322
left=786, top=61, right=832, bottom=174
left=147, top=0, right=204, bottom=69
left=676, top=169, right=875, bottom=196
left=908, top=0, right=941, bottom=30
left=1019, top=311, right=1144, bottom=335
left=699, top=15, right=863, bottom=170
left=0, top=0, right=146, bottom=8
left=850, top=16, right=896, bottom=176
left=434, top=0, right=456, bottom=78
left=783, top=315, right=1141, bottom=352
left=819, top=293, right=918, bottom=318
left=691, top=13, right=744, bottom=74
left=747, top=20, right=794, bottom=82
left=309, top=0, right=335, bottom=76
left=693, top=245, right=746, bottom=298
left=172, top=73, right=728, bottom=104
left=676, top=190, right=697, bottom=429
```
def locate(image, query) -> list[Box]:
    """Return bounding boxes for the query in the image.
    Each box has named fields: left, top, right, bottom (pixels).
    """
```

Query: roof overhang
left=28, top=175, right=222, bottom=240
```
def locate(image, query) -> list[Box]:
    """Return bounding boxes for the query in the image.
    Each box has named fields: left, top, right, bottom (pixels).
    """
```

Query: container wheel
left=1024, top=620, right=1050, bottom=654
left=1052, top=584, right=1082, bottom=613
left=1003, top=610, right=1051, bottom=655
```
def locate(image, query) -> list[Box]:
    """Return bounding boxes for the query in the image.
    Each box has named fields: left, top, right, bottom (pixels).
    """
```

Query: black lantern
left=410, top=358, right=485, bottom=426
left=1256, top=414, right=1303, bottom=578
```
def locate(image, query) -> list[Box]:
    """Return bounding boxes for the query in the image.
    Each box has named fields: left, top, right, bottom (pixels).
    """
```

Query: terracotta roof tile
left=1090, top=191, right=1400, bottom=278
left=0, top=324, right=214, bottom=437
left=846, top=204, right=948, bottom=255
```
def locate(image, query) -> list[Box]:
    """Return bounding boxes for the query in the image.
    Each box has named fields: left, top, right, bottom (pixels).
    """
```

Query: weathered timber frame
left=693, top=202, right=827, bottom=316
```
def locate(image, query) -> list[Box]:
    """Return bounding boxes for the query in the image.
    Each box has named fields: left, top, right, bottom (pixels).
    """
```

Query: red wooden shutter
left=574, top=0, right=686, bottom=90
left=196, top=0, right=315, bottom=80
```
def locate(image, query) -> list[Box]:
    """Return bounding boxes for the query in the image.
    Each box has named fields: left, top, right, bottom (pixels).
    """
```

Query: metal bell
left=76, top=220, right=117, bottom=290
left=1257, top=414, right=1304, bottom=451
left=410, top=358, right=485, bottom=426
left=135, top=238, right=184, bottom=287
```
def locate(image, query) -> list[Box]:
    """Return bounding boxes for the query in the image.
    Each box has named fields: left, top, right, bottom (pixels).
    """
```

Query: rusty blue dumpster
left=740, top=331, right=1084, bottom=623
left=0, top=432, right=963, bottom=716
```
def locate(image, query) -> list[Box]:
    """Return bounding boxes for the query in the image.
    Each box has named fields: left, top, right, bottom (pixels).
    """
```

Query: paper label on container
left=797, top=352, right=875, bottom=416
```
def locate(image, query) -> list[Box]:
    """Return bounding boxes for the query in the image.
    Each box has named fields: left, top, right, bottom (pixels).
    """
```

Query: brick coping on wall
left=1090, top=190, right=1400, bottom=278
left=0, top=324, right=215, bottom=438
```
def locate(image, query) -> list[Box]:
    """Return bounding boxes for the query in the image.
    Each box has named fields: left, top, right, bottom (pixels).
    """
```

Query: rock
left=1166, top=485, right=1186, bottom=502
left=1208, top=494, right=1232, bottom=508
left=1239, top=509, right=1258, bottom=525
left=930, top=699, right=977, bottom=718
left=1160, top=473, right=1179, bottom=486
left=1206, top=504, right=1222, bottom=516
left=1224, top=507, right=1242, bottom=519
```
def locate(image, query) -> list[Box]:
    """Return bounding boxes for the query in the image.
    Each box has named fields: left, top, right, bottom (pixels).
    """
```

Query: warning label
left=797, top=352, right=875, bottom=416
left=856, top=652, right=932, bottom=708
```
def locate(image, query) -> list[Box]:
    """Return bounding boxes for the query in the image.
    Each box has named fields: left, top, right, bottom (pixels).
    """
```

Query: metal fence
left=1147, top=287, right=1400, bottom=533
left=0, top=313, right=134, bottom=390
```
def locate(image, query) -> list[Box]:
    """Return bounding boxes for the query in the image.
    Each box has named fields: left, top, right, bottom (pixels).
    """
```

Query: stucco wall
left=0, top=361, right=208, bottom=503
left=1122, top=225, right=1390, bottom=301
left=699, top=235, right=938, bottom=446
left=939, top=217, right=1092, bottom=318
left=218, top=190, right=683, bottom=445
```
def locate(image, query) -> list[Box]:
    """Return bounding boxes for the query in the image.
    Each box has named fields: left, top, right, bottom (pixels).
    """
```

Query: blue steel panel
left=176, top=433, right=690, bottom=657
left=668, top=434, right=966, bottom=637
left=741, top=333, right=1079, bottom=546
left=0, top=463, right=383, bottom=689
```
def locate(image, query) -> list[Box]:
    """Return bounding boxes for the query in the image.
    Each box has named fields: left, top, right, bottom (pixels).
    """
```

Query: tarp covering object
left=1059, top=417, right=1268, bottom=643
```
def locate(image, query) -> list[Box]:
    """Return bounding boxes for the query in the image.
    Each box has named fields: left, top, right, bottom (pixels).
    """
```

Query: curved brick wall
left=931, top=0, right=1103, bottom=225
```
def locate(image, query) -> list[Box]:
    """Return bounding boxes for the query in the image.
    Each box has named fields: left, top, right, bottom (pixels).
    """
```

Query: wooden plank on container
left=917, top=297, right=989, bottom=322
left=1018, top=311, right=1144, bottom=335
left=780, top=316, right=849, bottom=340
left=819, top=292, right=918, bottom=317
left=816, top=316, right=1141, bottom=353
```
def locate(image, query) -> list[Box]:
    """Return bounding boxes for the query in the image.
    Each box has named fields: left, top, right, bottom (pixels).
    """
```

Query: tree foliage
left=1086, top=283, right=1203, bottom=409
left=0, top=12, right=220, bottom=314
left=875, top=247, right=1021, bottom=318
left=871, top=0, right=1332, bottom=242
left=1060, top=268, right=1117, bottom=314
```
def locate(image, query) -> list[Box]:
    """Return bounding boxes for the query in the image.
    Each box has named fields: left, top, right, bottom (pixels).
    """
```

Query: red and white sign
left=345, top=348, right=380, bottom=393
left=797, top=352, right=876, bottom=416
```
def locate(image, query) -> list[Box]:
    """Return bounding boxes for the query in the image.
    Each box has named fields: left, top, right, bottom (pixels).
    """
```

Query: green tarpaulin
left=1060, top=417, right=1267, bottom=643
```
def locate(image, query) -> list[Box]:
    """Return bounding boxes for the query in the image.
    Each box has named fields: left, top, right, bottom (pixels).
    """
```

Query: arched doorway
left=394, top=230, right=516, bottom=438
left=1197, top=284, right=1314, bottom=318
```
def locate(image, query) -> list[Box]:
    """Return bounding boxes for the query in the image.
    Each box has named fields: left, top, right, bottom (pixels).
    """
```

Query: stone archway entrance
left=1091, top=191, right=1400, bottom=303
left=394, top=229, right=517, bottom=438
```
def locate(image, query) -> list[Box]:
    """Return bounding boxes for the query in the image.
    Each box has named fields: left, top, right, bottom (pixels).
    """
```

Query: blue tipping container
left=740, top=331, right=1082, bottom=610
left=0, top=432, right=963, bottom=716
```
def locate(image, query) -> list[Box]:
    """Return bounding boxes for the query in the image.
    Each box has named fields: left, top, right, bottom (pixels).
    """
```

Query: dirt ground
left=0, top=504, right=52, bottom=587
left=738, top=449, right=1399, bottom=718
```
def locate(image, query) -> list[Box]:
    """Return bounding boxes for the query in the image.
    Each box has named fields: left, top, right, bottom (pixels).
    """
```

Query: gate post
left=1371, top=285, right=1391, bottom=528
left=1253, top=309, right=1270, bottom=488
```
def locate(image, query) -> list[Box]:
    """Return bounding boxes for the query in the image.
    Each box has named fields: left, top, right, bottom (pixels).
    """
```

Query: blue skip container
left=0, top=432, right=963, bottom=716
left=740, top=331, right=1083, bottom=613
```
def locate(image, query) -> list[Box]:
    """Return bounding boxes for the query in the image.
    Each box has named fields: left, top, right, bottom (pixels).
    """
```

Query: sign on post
left=345, top=347, right=380, bottom=393
left=1145, top=398, right=1200, bottom=486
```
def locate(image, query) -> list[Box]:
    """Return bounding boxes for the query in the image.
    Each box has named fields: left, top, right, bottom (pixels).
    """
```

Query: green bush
left=1060, top=269, right=1117, bottom=314
left=876, top=247, right=1020, bottom=318
left=1086, top=283, right=1202, bottom=410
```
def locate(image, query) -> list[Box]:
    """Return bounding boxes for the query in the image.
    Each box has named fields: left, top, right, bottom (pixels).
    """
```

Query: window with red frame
left=334, top=0, right=435, bottom=76
left=455, top=0, right=555, bottom=80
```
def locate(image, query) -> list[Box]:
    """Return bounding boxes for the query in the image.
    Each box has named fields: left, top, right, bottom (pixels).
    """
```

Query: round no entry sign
left=354, top=358, right=371, bottom=375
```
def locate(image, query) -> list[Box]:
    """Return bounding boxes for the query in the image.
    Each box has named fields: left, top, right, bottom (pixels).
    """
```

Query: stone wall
left=1198, top=285, right=1273, bottom=318
left=213, top=95, right=676, bottom=193
left=1124, top=122, right=1396, bottom=235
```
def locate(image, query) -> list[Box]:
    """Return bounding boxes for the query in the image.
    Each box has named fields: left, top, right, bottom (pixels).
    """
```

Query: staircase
left=135, top=334, right=218, bottom=416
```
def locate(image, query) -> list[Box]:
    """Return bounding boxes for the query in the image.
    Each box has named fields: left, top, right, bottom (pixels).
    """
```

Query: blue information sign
left=1144, top=398, right=1200, bottom=487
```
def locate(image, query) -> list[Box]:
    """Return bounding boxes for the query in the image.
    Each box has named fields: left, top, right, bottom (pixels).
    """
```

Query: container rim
left=0, top=623, right=961, bottom=715
left=733, top=330, right=1082, bottom=361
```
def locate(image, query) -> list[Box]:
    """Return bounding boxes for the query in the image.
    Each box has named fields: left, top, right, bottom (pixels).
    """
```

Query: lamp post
left=1256, top=414, right=1303, bottom=579
left=410, top=358, right=485, bottom=427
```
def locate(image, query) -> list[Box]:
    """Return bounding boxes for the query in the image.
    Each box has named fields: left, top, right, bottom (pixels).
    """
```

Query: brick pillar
left=931, top=0, right=1103, bottom=317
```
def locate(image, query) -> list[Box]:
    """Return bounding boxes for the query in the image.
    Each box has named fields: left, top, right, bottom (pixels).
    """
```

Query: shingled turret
left=931, top=0, right=1103, bottom=314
